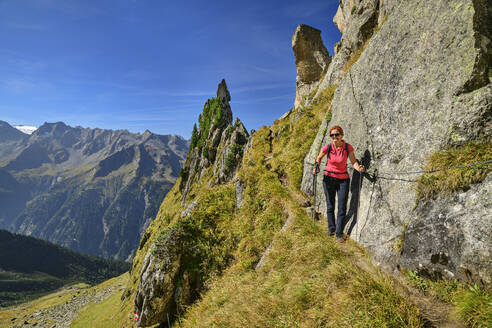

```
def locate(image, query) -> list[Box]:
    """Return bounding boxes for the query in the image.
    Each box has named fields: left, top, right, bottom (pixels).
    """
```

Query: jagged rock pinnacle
left=292, top=24, right=331, bottom=108
left=217, top=79, right=231, bottom=105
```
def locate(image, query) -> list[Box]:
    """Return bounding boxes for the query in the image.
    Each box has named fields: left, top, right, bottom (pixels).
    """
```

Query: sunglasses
left=330, top=133, right=341, bottom=137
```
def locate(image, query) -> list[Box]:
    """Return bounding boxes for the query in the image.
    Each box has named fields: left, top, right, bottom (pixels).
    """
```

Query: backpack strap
left=327, top=142, right=350, bottom=159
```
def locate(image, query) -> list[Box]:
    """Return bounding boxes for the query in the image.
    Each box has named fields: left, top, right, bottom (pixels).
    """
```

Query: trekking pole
left=356, top=163, right=362, bottom=241
left=312, top=162, right=320, bottom=225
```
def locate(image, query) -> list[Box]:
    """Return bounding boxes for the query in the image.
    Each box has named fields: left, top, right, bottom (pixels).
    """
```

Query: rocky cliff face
left=0, top=121, right=189, bottom=261
left=301, top=0, right=491, bottom=285
left=120, top=3, right=491, bottom=326
left=133, top=80, right=249, bottom=326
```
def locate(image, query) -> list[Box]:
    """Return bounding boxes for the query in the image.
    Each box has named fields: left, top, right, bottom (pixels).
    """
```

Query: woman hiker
left=313, top=125, right=365, bottom=243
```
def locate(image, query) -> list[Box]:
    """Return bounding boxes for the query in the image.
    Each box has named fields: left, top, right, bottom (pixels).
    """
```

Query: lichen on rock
left=212, top=118, right=249, bottom=185
left=317, top=0, right=382, bottom=91
left=402, top=173, right=492, bottom=285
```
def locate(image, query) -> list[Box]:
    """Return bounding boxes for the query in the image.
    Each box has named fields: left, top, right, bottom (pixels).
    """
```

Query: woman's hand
left=357, top=163, right=365, bottom=172
left=313, top=150, right=325, bottom=175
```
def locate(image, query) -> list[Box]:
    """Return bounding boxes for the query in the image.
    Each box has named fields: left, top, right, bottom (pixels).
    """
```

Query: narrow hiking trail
left=288, top=179, right=466, bottom=328
left=257, top=155, right=465, bottom=328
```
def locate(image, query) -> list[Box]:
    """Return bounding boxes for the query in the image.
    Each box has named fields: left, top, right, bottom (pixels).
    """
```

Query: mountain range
left=0, top=120, right=189, bottom=261
left=0, top=0, right=490, bottom=326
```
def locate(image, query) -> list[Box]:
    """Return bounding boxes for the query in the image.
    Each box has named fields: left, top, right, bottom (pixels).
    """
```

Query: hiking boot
left=337, top=237, right=345, bottom=243
left=327, top=231, right=335, bottom=237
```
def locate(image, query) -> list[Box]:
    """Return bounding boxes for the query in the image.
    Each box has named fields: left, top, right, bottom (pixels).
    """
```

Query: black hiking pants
left=323, top=175, right=349, bottom=238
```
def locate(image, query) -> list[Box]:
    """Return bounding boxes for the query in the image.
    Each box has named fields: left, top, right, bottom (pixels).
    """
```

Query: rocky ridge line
left=133, top=79, right=250, bottom=326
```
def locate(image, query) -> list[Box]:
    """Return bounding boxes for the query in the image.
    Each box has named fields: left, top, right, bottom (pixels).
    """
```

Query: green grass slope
left=1, top=82, right=489, bottom=327
left=109, top=84, right=429, bottom=327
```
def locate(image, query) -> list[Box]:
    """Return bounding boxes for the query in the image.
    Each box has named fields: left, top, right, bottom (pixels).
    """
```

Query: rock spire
left=292, top=24, right=331, bottom=108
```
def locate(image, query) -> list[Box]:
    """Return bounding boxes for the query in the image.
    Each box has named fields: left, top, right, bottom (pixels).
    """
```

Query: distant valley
left=0, top=229, right=129, bottom=307
left=0, top=120, right=189, bottom=261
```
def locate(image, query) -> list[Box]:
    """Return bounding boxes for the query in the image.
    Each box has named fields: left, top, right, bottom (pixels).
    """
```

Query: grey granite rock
left=134, top=225, right=184, bottom=326
left=181, top=200, right=198, bottom=218
left=212, top=118, right=249, bottom=185
left=317, top=0, right=380, bottom=90
left=303, top=0, right=492, bottom=283
left=402, top=173, right=492, bottom=285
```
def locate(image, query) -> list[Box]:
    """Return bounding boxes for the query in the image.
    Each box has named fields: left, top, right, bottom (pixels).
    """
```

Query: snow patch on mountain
left=14, top=125, right=37, bottom=134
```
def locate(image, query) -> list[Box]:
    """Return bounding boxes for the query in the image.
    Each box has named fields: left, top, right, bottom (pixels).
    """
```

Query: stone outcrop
left=302, top=0, right=491, bottom=284
left=234, top=178, right=244, bottom=209
left=134, top=81, right=248, bottom=326
left=134, top=224, right=187, bottom=326
left=212, top=118, right=249, bottom=185
left=292, top=24, right=331, bottom=108
left=402, top=173, right=492, bottom=285
left=180, top=79, right=248, bottom=202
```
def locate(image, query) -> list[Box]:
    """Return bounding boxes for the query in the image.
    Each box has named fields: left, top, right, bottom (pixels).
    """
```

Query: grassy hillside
left=0, top=230, right=129, bottom=307
left=1, top=82, right=489, bottom=327
left=168, top=88, right=424, bottom=327
left=119, top=77, right=489, bottom=327
left=110, top=84, right=428, bottom=327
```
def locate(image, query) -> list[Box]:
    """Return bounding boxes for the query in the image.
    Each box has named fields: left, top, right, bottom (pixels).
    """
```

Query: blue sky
left=0, top=0, right=341, bottom=138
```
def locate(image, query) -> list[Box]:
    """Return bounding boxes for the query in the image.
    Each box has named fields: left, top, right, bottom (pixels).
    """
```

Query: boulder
left=292, top=24, right=331, bottom=108
left=402, top=173, right=492, bottom=285
left=134, top=224, right=185, bottom=326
